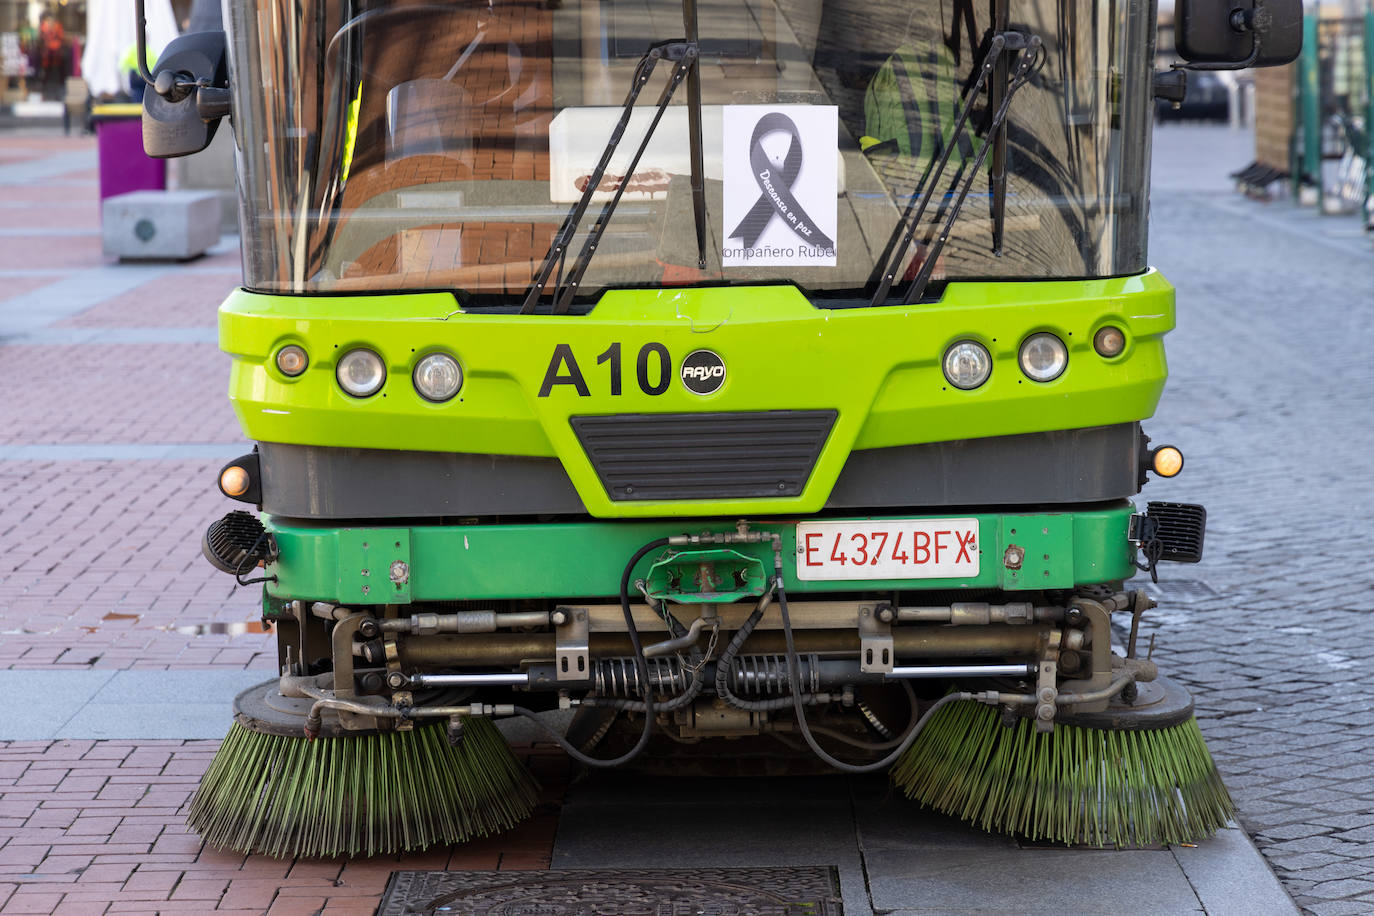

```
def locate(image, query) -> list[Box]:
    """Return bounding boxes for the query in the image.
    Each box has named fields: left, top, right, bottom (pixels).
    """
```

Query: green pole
left=1300, top=15, right=1321, bottom=202
left=1364, top=11, right=1373, bottom=228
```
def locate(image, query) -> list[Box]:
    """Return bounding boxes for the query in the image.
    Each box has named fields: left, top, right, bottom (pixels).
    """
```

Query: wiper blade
left=520, top=40, right=698, bottom=315
left=867, top=33, right=1007, bottom=307
left=682, top=0, right=708, bottom=270
left=867, top=32, right=1039, bottom=307
left=902, top=35, right=1038, bottom=304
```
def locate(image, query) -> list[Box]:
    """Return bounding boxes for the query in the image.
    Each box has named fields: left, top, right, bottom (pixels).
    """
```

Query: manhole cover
left=377, top=867, right=843, bottom=916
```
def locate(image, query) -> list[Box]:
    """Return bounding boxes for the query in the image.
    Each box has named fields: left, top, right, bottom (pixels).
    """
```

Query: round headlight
left=413, top=352, right=463, bottom=402
left=336, top=349, right=386, bottom=398
left=276, top=344, right=308, bottom=377
left=943, top=341, right=992, bottom=390
left=1093, top=326, right=1126, bottom=358
left=1019, top=333, right=1067, bottom=382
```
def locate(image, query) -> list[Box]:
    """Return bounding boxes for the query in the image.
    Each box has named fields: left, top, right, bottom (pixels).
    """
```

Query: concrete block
left=102, top=189, right=221, bottom=260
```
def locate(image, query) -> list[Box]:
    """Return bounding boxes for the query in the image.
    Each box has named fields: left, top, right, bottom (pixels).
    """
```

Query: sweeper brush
left=891, top=693, right=1234, bottom=848
left=189, top=715, right=539, bottom=858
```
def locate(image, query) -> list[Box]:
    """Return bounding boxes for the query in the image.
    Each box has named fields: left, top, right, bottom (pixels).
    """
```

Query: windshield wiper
left=682, top=0, right=708, bottom=270
left=868, top=32, right=1040, bottom=307
left=520, top=40, right=700, bottom=315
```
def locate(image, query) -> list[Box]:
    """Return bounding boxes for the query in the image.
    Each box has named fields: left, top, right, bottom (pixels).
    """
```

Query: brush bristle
left=892, top=700, right=1235, bottom=847
left=188, top=717, right=540, bottom=858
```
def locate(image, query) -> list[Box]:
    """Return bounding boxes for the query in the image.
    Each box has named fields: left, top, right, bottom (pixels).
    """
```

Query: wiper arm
left=868, top=33, right=1007, bottom=307
left=902, top=35, right=1038, bottom=304
left=867, top=32, right=1039, bottom=307
left=520, top=40, right=698, bottom=315
left=682, top=0, right=708, bottom=270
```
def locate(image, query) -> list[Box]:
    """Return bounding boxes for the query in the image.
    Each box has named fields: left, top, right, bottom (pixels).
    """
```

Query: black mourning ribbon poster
left=723, top=106, right=838, bottom=267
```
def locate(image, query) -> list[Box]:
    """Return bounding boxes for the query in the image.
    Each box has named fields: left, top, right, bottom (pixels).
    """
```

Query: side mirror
left=1176, top=0, right=1302, bottom=69
left=142, top=30, right=232, bottom=158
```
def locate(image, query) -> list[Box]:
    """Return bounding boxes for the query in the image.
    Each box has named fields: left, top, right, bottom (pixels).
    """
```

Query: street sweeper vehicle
left=139, top=0, right=1300, bottom=859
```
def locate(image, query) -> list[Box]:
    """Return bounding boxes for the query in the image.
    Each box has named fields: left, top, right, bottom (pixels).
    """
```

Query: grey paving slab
left=6, top=327, right=220, bottom=346
left=852, top=780, right=1290, bottom=915
left=867, top=847, right=1203, bottom=915
left=0, top=264, right=169, bottom=334
left=0, top=670, right=266, bottom=739
left=0, top=443, right=246, bottom=461
left=0, top=670, right=116, bottom=739
left=1174, top=828, right=1303, bottom=916
left=0, top=149, right=96, bottom=184
left=552, top=772, right=873, bottom=916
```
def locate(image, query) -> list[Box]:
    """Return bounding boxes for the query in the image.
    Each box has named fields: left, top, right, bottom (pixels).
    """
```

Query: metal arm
left=552, top=47, right=697, bottom=313
left=867, top=33, right=1009, bottom=307
left=520, top=41, right=695, bottom=314
left=902, top=37, right=1040, bottom=305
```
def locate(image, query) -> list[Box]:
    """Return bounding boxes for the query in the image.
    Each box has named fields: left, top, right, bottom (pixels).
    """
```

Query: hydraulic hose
left=776, top=571, right=972, bottom=773
left=715, top=584, right=829, bottom=711
left=509, top=536, right=670, bottom=767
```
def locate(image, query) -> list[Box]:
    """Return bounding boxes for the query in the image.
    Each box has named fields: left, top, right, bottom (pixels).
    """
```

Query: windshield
left=226, top=0, right=1156, bottom=306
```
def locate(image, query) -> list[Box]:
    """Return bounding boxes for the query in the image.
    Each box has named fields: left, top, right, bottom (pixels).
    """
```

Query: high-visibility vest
left=862, top=41, right=981, bottom=166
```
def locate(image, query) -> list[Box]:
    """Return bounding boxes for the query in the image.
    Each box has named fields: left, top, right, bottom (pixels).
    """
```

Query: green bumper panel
left=220, top=274, right=1174, bottom=519
left=263, top=504, right=1138, bottom=604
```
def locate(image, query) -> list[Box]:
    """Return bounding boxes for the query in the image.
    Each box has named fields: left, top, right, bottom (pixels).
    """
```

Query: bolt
left=389, top=560, right=409, bottom=585
left=358, top=618, right=379, bottom=638
left=1003, top=545, right=1025, bottom=569
left=876, top=605, right=895, bottom=623
left=550, top=608, right=569, bottom=626
left=387, top=671, right=409, bottom=689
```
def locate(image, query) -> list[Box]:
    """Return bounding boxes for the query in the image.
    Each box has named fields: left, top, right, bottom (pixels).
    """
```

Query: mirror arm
left=134, top=0, right=157, bottom=87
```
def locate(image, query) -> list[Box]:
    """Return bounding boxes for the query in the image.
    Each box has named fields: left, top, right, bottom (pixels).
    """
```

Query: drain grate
left=377, top=867, right=843, bottom=916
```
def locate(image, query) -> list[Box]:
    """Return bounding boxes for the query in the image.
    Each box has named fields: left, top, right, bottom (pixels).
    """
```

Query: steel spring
left=592, top=656, right=691, bottom=697
left=728, top=653, right=821, bottom=696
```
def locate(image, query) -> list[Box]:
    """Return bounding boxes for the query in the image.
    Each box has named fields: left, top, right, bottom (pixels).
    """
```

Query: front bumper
left=261, top=503, right=1140, bottom=605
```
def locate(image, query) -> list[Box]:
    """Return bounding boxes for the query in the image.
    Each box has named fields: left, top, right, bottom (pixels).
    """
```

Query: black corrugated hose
left=509, top=537, right=670, bottom=767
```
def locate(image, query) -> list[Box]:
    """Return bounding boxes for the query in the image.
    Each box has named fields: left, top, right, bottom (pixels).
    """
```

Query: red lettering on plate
left=830, top=532, right=847, bottom=565
left=913, top=531, right=930, bottom=564
left=956, top=529, right=977, bottom=563
left=804, top=532, right=823, bottom=567
left=892, top=532, right=909, bottom=563
left=935, top=530, right=951, bottom=563
left=870, top=531, right=888, bottom=565
left=850, top=532, right=869, bottom=566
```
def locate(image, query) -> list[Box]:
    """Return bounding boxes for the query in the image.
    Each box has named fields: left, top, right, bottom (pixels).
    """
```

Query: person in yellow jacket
left=860, top=37, right=983, bottom=189
left=120, top=43, right=158, bottom=102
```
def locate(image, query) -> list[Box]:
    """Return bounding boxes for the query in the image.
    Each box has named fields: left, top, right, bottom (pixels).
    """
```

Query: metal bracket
left=858, top=606, right=894, bottom=674
left=555, top=606, right=590, bottom=681
left=1034, top=630, right=1062, bottom=732
left=383, top=633, right=413, bottom=731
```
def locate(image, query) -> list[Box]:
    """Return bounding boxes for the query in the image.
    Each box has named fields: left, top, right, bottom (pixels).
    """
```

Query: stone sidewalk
left=0, top=123, right=1363, bottom=914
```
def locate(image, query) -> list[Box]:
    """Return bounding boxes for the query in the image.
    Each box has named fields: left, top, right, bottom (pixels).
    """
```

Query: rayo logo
left=680, top=349, right=727, bottom=395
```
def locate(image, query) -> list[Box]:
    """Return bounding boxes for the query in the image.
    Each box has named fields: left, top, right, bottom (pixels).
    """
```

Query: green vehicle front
left=173, top=0, right=1236, bottom=858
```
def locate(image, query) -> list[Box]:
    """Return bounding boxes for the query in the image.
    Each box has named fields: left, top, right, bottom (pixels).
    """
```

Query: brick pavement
left=1143, top=126, right=1374, bottom=915
left=2, top=123, right=1368, bottom=915
left=0, top=739, right=569, bottom=916
left=0, top=133, right=267, bottom=670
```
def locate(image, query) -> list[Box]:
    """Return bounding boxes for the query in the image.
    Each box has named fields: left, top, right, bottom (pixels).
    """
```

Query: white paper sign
left=722, top=105, right=837, bottom=268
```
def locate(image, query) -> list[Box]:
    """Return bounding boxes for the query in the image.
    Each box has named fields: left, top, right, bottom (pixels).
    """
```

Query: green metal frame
left=220, top=274, right=1173, bottom=519
left=263, top=504, right=1139, bottom=604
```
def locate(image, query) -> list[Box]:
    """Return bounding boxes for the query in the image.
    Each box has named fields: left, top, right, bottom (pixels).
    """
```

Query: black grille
left=571, top=411, right=837, bottom=501
left=1146, top=501, right=1207, bottom=563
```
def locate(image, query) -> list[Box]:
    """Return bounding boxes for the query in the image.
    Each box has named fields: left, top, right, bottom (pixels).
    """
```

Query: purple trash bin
left=91, top=103, right=166, bottom=201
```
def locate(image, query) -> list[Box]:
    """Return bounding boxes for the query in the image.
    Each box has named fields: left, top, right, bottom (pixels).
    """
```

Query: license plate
left=794, top=518, right=980, bottom=581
